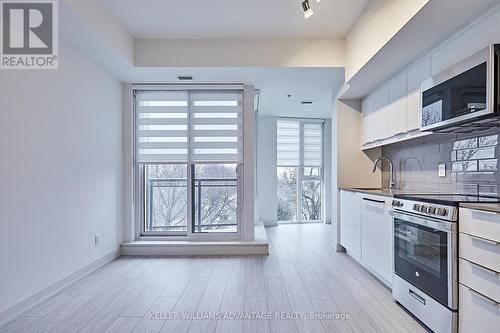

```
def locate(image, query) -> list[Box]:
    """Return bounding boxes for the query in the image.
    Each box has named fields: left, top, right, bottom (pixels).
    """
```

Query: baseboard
left=0, top=248, right=121, bottom=329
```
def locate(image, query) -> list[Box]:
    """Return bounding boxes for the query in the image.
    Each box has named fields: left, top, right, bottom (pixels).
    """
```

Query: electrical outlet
left=438, top=164, right=446, bottom=177
left=94, top=234, right=101, bottom=246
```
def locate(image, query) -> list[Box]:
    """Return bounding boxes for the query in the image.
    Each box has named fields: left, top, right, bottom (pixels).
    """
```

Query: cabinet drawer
left=459, top=233, right=500, bottom=273
left=459, top=258, right=500, bottom=303
left=459, top=283, right=500, bottom=333
left=459, top=208, right=500, bottom=243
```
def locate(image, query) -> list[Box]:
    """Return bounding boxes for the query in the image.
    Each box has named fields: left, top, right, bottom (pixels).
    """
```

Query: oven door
left=391, top=210, right=457, bottom=309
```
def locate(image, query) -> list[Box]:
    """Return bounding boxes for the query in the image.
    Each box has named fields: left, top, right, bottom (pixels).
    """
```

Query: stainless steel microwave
left=420, top=44, right=500, bottom=132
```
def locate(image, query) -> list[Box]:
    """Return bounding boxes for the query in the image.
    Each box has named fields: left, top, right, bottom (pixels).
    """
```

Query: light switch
left=438, top=164, right=446, bottom=177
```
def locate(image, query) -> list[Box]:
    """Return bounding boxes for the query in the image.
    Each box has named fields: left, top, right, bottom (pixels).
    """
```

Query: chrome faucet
left=372, top=156, right=396, bottom=189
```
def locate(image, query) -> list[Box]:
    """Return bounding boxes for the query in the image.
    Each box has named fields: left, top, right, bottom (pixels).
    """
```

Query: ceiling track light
left=302, top=0, right=314, bottom=19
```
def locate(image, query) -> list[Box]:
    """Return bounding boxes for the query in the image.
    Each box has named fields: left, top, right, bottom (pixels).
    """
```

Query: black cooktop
left=394, top=193, right=500, bottom=206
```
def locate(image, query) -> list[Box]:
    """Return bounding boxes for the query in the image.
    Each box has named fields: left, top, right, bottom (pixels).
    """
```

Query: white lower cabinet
left=459, top=283, right=500, bottom=333
left=361, top=195, right=393, bottom=285
left=340, top=190, right=362, bottom=262
left=458, top=207, right=500, bottom=333
left=339, top=190, right=393, bottom=287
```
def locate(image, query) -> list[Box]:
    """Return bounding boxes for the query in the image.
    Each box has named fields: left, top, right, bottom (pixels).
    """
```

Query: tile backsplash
left=381, top=128, right=500, bottom=196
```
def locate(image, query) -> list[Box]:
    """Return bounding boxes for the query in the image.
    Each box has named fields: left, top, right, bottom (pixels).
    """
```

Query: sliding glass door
left=135, top=89, right=243, bottom=237
left=276, top=119, right=323, bottom=224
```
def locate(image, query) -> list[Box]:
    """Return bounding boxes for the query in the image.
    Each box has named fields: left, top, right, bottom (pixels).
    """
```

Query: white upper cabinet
left=406, top=57, right=431, bottom=132
left=361, top=95, right=374, bottom=144
left=388, top=73, right=407, bottom=136
left=361, top=56, right=432, bottom=148
left=372, top=84, right=390, bottom=141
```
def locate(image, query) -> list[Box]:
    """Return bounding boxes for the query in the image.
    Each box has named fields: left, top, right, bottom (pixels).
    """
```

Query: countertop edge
left=339, top=187, right=395, bottom=198
left=459, top=202, right=500, bottom=213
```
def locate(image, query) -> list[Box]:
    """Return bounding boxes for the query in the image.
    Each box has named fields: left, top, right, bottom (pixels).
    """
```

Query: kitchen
left=2, top=1, right=500, bottom=333
left=337, top=21, right=500, bottom=333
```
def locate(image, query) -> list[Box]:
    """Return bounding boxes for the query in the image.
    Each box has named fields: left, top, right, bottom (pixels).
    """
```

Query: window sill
left=121, top=226, right=268, bottom=256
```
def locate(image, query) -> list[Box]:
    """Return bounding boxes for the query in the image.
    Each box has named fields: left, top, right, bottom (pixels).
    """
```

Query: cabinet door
left=361, top=95, right=375, bottom=145
left=406, top=57, right=431, bottom=131
left=388, top=73, right=407, bottom=136
left=340, top=191, right=362, bottom=262
left=372, top=84, right=390, bottom=141
left=361, top=195, right=392, bottom=285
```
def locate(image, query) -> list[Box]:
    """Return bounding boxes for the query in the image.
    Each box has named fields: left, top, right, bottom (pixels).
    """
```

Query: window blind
left=136, top=91, right=189, bottom=163
left=190, top=91, right=242, bottom=162
left=277, top=120, right=300, bottom=166
left=303, top=123, right=323, bottom=167
left=276, top=119, right=323, bottom=167
left=135, top=90, right=243, bottom=163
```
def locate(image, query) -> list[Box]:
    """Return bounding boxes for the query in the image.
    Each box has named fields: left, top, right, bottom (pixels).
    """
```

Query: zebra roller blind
left=135, top=89, right=243, bottom=163
left=276, top=118, right=323, bottom=167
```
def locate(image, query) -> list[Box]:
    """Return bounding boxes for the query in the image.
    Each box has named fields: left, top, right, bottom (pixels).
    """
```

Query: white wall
left=345, top=0, right=428, bottom=81
left=135, top=38, right=345, bottom=67
left=0, top=41, right=123, bottom=319
left=256, top=116, right=278, bottom=226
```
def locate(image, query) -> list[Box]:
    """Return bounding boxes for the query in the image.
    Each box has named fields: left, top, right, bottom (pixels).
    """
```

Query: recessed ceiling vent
left=301, top=100, right=314, bottom=105
left=176, top=75, right=193, bottom=81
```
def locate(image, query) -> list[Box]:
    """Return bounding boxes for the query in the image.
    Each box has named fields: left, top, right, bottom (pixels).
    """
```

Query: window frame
left=132, top=85, right=247, bottom=241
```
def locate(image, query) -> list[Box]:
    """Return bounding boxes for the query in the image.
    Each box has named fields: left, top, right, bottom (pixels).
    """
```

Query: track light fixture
left=302, top=0, right=314, bottom=19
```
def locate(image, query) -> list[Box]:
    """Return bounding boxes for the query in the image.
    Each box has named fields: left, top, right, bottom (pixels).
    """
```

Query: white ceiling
left=128, top=67, right=344, bottom=118
left=101, top=0, right=370, bottom=39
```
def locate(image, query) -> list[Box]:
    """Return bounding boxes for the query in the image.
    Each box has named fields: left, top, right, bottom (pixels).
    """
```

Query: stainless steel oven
left=390, top=196, right=459, bottom=333
left=392, top=210, right=458, bottom=310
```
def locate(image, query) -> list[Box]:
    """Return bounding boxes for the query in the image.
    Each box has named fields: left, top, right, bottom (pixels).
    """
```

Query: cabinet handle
left=467, top=233, right=500, bottom=246
left=466, top=286, right=500, bottom=306
left=471, top=208, right=500, bottom=216
left=408, top=289, right=426, bottom=305
left=470, top=261, right=500, bottom=278
left=362, top=198, right=385, bottom=204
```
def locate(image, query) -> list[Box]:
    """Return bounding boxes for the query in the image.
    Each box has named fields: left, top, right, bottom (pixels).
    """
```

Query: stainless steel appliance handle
left=390, top=210, right=457, bottom=232
left=408, top=289, right=426, bottom=305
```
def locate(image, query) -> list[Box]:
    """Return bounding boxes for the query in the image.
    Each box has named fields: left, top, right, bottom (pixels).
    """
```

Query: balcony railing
left=146, top=177, right=237, bottom=232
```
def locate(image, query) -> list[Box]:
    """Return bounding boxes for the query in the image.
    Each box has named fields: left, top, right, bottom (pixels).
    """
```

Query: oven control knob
left=392, top=200, right=402, bottom=207
left=413, top=204, right=420, bottom=211
left=429, top=206, right=436, bottom=214
left=437, top=208, right=448, bottom=216
left=420, top=205, right=427, bottom=212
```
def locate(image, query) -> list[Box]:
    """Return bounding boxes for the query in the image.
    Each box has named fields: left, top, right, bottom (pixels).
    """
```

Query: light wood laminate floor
left=0, top=223, right=428, bottom=333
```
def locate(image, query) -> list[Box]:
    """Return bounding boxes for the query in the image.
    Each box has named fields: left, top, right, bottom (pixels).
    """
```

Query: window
left=145, top=164, right=187, bottom=232
left=135, top=89, right=243, bottom=236
left=276, top=119, right=323, bottom=223
left=194, top=164, right=238, bottom=233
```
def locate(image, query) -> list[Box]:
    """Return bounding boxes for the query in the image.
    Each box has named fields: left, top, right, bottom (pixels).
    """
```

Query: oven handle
left=390, top=210, right=457, bottom=233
